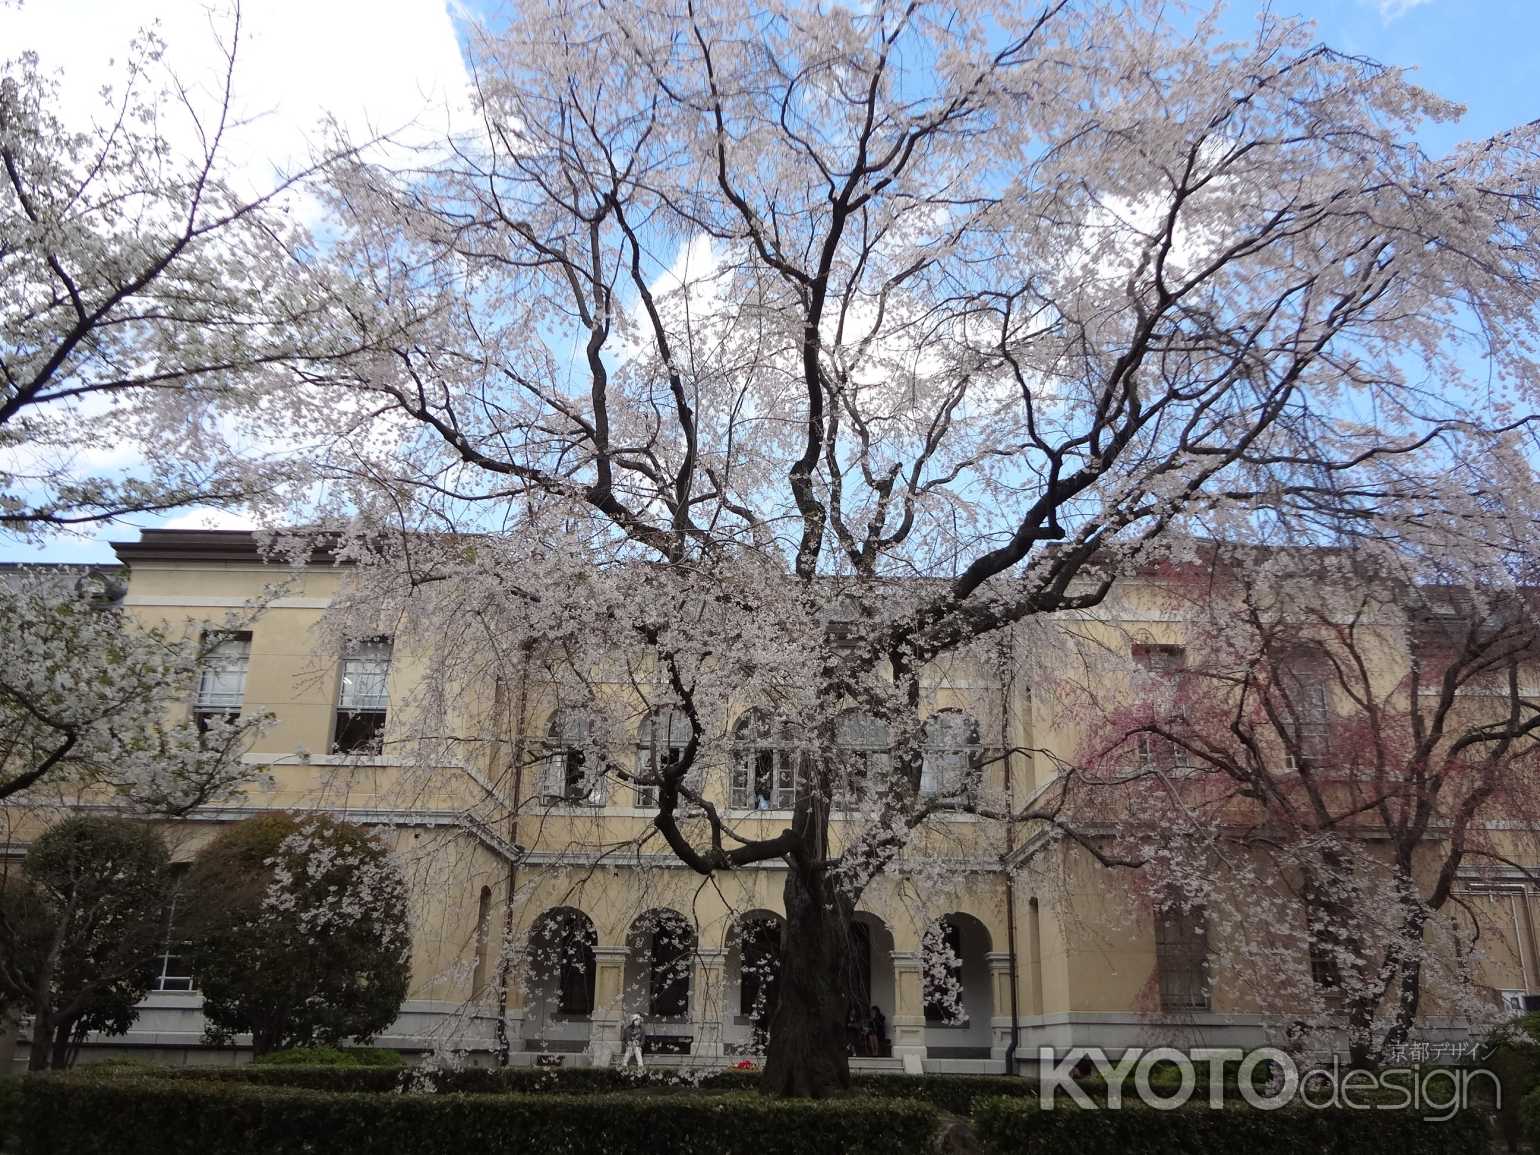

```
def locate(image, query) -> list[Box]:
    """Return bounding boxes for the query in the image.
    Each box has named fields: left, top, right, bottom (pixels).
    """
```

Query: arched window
left=920, top=710, right=981, bottom=796
left=922, top=918, right=965, bottom=1023
left=834, top=711, right=890, bottom=808
left=635, top=706, right=688, bottom=807
left=737, top=916, right=782, bottom=1019
left=471, top=885, right=493, bottom=998
left=540, top=709, right=604, bottom=806
left=636, top=910, right=694, bottom=1019
left=635, top=706, right=701, bottom=809
left=731, top=710, right=802, bottom=810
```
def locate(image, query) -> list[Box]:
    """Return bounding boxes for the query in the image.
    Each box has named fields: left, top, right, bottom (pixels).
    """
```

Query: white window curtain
left=196, top=632, right=251, bottom=711
left=920, top=711, right=979, bottom=795
left=338, top=638, right=392, bottom=711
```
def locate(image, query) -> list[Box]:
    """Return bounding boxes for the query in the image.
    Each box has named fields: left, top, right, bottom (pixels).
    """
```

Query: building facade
left=5, top=529, right=1537, bottom=1072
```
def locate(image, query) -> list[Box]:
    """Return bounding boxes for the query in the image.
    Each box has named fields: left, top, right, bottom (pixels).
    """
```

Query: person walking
left=620, top=1013, right=646, bottom=1069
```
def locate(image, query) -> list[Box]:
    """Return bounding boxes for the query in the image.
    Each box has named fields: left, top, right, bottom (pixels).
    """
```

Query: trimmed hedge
left=0, top=1077, right=19, bottom=1152
left=19, top=1076, right=941, bottom=1155
left=153, top=1064, right=1032, bottom=1114
left=974, top=1096, right=1488, bottom=1155
left=1518, top=1085, right=1540, bottom=1151
left=253, top=1046, right=404, bottom=1068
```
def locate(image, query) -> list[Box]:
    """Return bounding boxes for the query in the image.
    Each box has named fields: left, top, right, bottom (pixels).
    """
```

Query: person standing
left=620, top=1013, right=646, bottom=1069
left=867, top=1004, right=886, bottom=1057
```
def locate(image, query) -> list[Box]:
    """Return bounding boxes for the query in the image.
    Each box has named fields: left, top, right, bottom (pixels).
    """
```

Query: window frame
left=1154, top=904, right=1211, bottom=1012
left=332, top=636, right=392, bottom=755
left=730, top=710, right=803, bottom=811
left=194, top=629, right=252, bottom=731
left=540, top=709, right=606, bottom=806
left=919, top=710, right=982, bottom=797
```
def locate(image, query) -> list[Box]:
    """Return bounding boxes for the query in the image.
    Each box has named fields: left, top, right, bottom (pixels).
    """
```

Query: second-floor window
left=1280, top=659, right=1330, bottom=771
left=333, top=637, right=392, bottom=754
left=540, top=709, right=605, bottom=806
left=731, top=710, right=802, bottom=810
left=834, top=711, right=891, bottom=808
left=194, top=631, right=251, bottom=731
left=920, top=710, right=981, bottom=796
left=1134, top=729, right=1192, bottom=772
left=635, top=706, right=692, bottom=808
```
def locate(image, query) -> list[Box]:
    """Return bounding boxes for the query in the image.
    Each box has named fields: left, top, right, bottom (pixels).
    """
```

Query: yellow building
left=9, top=529, right=1537, bottom=1071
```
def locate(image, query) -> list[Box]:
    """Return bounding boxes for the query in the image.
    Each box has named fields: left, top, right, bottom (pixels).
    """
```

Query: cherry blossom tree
left=1056, top=545, right=1540, bottom=1067
left=1, top=5, right=389, bottom=539
left=308, top=0, right=1540, bottom=1094
left=0, top=569, right=272, bottom=813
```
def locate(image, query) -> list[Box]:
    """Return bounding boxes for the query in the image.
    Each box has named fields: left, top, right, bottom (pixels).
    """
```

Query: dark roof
left=110, top=529, right=348, bottom=566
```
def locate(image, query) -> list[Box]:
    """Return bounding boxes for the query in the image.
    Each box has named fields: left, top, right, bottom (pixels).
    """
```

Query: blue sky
left=3, top=0, right=1535, bottom=566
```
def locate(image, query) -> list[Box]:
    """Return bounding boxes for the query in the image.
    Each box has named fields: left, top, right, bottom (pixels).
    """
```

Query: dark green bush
left=154, top=1063, right=1027, bottom=1113
left=0, top=1077, right=20, bottom=1152
left=18, top=1075, right=940, bottom=1155
left=1517, top=1085, right=1540, bottom=1152
left=1484, top=1014, right=1540, bottom=1151
left=974, top=1096, right=1487, bottom=1155
left=254, top=1046, right=403, bottom=1068
left=846, top=1073, right=1032, bottom=1115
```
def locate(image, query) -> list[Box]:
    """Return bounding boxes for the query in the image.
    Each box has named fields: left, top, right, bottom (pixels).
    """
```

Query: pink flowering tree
left=1057, top=547, right=1540, bottom=1067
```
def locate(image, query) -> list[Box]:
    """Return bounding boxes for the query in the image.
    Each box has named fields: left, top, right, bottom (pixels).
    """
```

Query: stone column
left=890, top=951, right=927, bottom=1071
left=987, top=951, right=1016, bottom=1063
left=688, top=949, right=727, bottom=1059
left=587, top=946, right=628, bottom=1066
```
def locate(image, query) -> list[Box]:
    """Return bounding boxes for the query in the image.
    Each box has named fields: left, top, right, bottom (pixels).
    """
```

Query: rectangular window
left=1309, top=941, right=1343, bottom=1001
left=731, top=748, right=799, bottom=810
left=1155, top=905, right=1209, bottom=1012
left=1285, top=681, right=1330, bottom=771
left=152, top=872, right=195, bottom=992
left=1135, top=731, right=1191, bottom=771
left=333, top=637, right=392, bottom=754
left=194, top=631, right=251, bottom=730
left=1134, top=644, right=1186, bottom=673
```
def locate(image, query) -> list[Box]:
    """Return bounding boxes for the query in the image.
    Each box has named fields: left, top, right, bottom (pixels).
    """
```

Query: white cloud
left=161, top=506, right=258, bottom=531
left=1375, top=0, right=1434, bottom=24
left=0, top=0, right=475, bottom=194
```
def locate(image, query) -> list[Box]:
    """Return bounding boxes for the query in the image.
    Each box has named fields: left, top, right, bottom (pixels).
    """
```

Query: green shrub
left=847, top=1073, right=1032, bottom=1115
left=254, top=1046, right=403, bottom=1068
left=1484, top=1014, right=1540, bottom=1151
left=153, top=1063, right=1027, bottom=1113
left=974, top=1096, right=1487, bottom=1155
left=18, top=1076, right=939, bottom=1155
left=0, top=1077, right=20, bottom=1152
left=1518, top=1086, right=1540, bottom=1152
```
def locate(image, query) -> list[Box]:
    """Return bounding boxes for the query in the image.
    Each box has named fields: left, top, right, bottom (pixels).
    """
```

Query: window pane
left=339, top=639, right=392, bottom=710
left=197, top=633, right=250, bottom=709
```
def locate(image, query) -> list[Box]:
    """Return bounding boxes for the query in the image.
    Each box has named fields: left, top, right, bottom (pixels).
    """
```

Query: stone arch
left=851, top=911, right=896, bottom=1056
left=724, top=909, right=784, bottom=1054
left=523, top=905, right=597, bottom=1052
left=921, top=911, right=994, bottom=1058
left=622, top=907, right=696, bottom=1044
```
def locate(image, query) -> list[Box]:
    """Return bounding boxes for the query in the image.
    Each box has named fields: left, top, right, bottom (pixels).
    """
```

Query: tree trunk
left=25, top=1014, right=50, bottom=1072
left=761, top=864, right=854, bottom=1098
left=49, top=1019, right=73, bottom=1069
